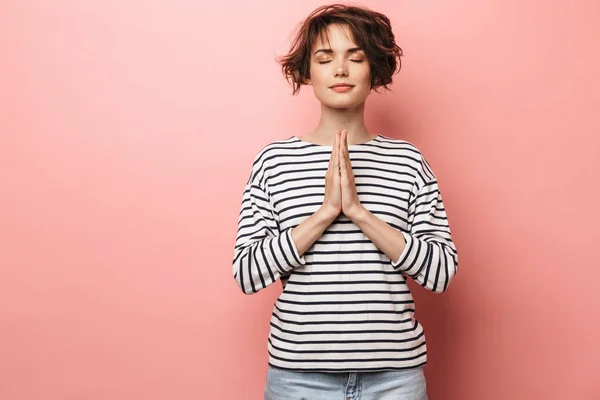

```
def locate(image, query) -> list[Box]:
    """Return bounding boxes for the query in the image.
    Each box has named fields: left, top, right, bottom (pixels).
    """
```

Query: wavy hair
left=276, top=4, right=404, bottom=95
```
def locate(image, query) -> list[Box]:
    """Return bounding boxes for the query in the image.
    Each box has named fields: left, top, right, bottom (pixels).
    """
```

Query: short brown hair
left=276, top=4, right=403, bottom=96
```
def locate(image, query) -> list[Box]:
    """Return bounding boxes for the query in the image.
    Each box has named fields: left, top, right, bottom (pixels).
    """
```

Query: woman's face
left=305, top=23, right=371, bottom=109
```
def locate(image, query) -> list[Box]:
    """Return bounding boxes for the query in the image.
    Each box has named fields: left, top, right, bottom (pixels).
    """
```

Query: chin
left=321, top=97, right=367, bottom=109
left=326, top=102, right=358, bottom=109
left=315, top=90, right=370, bottom=108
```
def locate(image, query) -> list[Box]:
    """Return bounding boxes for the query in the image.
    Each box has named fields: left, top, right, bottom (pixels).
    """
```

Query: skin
left=299, top=23, right=375, bottom=219
left=290, top=23, right=409, bottom=265
left=300, top=23, right=375, bottom=147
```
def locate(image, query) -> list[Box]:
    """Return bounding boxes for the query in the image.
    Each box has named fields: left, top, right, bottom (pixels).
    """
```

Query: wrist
left=348, top=204, right=369, bottom=224
left=317, top=205, right=339, bottom=224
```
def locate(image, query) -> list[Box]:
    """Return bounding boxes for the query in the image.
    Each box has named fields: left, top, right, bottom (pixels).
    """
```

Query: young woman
left=232, top=4, right=458, bottom=399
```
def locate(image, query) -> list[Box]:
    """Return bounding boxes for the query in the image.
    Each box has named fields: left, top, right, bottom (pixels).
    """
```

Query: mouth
left=330, top=84, right=354, bottom=92
left=330, top=84, right=354, bottom=88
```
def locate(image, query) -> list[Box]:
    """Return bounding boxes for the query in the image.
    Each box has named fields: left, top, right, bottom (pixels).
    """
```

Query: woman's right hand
left=321, top=130, right=342, bottom=219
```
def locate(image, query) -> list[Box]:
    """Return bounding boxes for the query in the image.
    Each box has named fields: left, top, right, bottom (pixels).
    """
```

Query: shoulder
left=245, top=136, right=298, bottom=185
left=376, top=135, right=435, bottom=182
left=376, top=134, right=426, bottom=162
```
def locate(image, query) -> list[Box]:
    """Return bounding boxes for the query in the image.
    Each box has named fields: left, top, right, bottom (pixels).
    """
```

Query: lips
left=330, top=84, right=354, bottom=93
left=330, top=84, right=354, bottom=88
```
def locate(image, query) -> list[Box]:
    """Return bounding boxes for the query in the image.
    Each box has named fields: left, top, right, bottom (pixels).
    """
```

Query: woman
left=232, top=4, right=458, bottom=399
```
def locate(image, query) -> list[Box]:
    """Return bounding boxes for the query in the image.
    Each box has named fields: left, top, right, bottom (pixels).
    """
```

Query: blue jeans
left=264, top=364, right=428, bottom=400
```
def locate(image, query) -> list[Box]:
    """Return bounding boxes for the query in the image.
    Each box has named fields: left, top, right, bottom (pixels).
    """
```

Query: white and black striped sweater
left=232, top=133, right=458, bottom=372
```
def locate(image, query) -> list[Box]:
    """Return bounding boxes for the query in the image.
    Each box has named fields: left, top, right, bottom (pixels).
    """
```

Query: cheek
left=312, top=69, right=329, bottom=86
left=359, top=65, right=371, bottom=82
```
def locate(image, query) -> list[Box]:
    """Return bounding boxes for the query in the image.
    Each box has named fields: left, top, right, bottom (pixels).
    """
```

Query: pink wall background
left=1, top=1, right=599, bottom=399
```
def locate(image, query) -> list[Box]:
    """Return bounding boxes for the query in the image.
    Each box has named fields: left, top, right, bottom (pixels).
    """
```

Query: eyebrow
left=314, top=47, right=363, bottom=55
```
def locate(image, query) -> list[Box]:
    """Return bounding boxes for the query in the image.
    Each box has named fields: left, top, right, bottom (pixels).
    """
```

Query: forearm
left=350, top=205, right=457, bottom=293
left=291, top=206, right=338, bottom=256
left=349, top=205, right=407, bottom=266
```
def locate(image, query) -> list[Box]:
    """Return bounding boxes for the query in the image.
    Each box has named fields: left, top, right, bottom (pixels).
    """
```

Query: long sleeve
left=232, top=172, right=306, bottom=295
left=391, top=155, right=458, bottom=293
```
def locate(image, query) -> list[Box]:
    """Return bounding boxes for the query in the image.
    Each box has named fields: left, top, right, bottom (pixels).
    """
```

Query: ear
left=295, top=70, right=311, bottom=86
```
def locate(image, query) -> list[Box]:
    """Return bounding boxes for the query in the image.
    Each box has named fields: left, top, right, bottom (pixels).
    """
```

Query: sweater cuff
left=391, top=231, right=426, bottom=276
left=279, top=227, right=306, bottom=272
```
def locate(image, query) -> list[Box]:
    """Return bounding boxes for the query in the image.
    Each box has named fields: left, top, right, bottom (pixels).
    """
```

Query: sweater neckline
left=292, top=134, right=381, bottom=148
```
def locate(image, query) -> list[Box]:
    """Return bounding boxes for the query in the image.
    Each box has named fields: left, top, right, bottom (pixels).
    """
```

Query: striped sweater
left=232, top=133, right=458, bottom=372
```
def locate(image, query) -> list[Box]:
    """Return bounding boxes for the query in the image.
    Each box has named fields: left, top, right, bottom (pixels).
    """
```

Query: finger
left=342, top=131, right=351, bottom=177
left=335, top=131, right=340, bottom=156
left=338, top=132, right=345, bottom=174
left=330, top=131, right=339, bottom=169
left=344, top=130, right=350, bottom=164
left=337, top=132, right=343, bottom=177
left=335, top=131, right=341, bottom=174
left=330, top=131, right=336, bottom=173
left=346, top=131, right=351, bottom=163
left=328, top=132, right=337, bottom=171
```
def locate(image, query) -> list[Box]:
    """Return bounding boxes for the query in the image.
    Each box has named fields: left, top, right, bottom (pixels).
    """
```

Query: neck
left=307, top=101, right=373, bottom=146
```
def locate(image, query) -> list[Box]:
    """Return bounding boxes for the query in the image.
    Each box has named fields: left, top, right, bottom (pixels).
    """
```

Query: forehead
left=312, top=23, right=358, bottom=51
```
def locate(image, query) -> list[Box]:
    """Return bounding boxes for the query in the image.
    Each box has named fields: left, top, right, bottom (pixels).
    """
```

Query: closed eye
left=318, top=60, right=364, bottom=64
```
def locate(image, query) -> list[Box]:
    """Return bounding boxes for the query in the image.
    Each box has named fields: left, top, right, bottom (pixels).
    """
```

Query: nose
left=334, top=60, right=348, bottom=77
left=335, top=68, right=348, bottom=77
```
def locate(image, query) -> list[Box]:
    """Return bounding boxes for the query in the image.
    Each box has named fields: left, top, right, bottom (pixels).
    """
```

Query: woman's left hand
left=338, top=129, right=365, bottom=220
